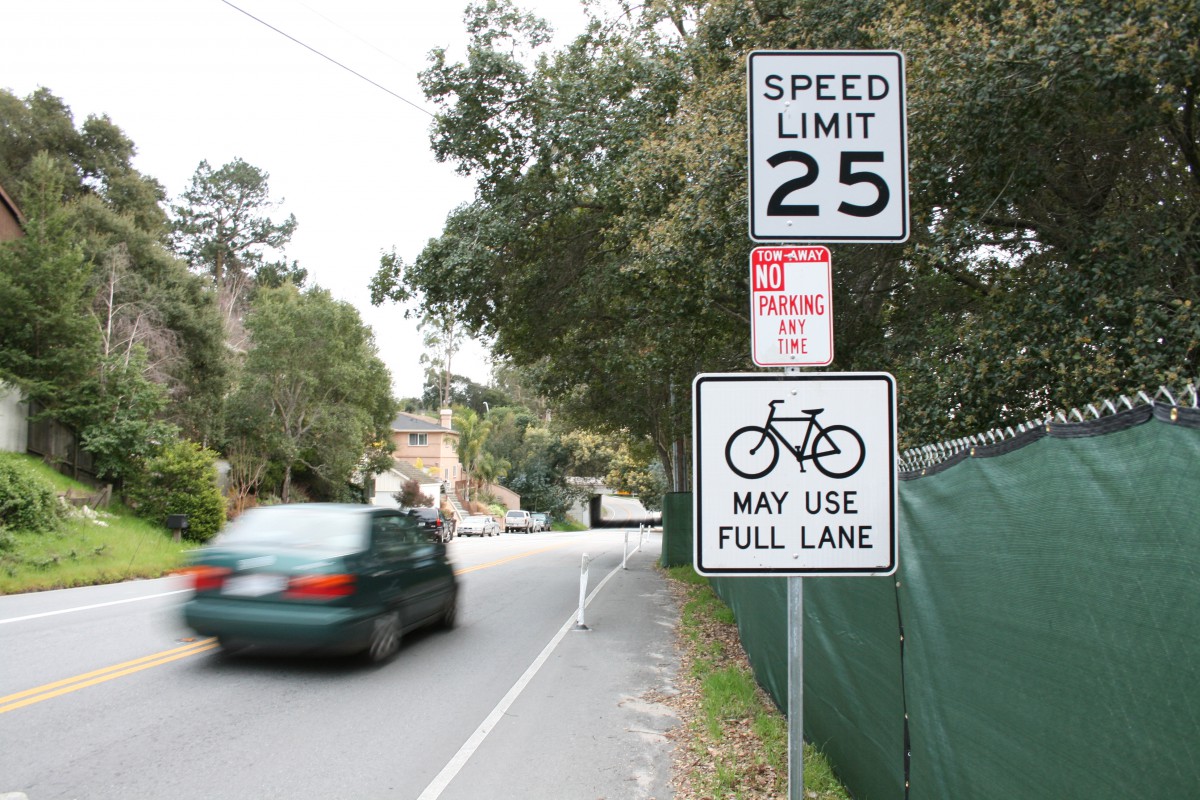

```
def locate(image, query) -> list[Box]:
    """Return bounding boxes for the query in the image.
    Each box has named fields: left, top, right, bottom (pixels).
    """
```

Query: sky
left=0, top=0, right=592, bottom=399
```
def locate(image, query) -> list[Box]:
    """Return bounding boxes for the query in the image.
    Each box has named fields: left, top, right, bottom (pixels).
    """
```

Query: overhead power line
left=218, top=0, right=434, bottom=118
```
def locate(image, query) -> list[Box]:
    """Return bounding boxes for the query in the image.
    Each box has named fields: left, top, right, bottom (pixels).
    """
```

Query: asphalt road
left=0, top=528, right=678, bottom=800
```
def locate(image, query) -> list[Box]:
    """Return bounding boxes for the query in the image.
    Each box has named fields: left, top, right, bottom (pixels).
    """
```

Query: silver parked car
left=458, top=514, right=500, bottom=537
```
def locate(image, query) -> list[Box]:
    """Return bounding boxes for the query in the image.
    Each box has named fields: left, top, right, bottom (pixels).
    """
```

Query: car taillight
left=188, top=566, right=231, bottom=592
left=284, top=574, right=356, bottom=599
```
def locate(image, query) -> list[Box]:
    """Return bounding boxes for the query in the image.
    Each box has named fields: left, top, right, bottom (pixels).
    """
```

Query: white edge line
left=416, top=558, right=626, bottom=800
left=0, top=589, right=190, bottom=625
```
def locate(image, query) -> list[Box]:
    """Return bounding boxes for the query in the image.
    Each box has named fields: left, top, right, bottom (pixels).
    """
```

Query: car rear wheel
left=216, top=636, right=249, bottom=657
left=440, top=589, right=458, bottom=629
left=365, top=611, right=401, bottom=663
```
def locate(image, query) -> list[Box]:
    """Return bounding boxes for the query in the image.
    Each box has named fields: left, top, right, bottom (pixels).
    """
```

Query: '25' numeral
left=766, top=151, right=890, bottom=218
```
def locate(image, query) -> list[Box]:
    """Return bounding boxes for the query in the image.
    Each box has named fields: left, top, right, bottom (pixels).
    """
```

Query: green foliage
left=0, top=499, right=188, bottom=595
left=0, top=154, right=99, bottom=406
left=169, top=157, right=299, bottom=289
left=0, top=87, right=233, bottom=456
left=561, top=427, right=668, bottom=510
left=0, top=88, right=168, bottom=232
left=666, top=565, right=850, bottom=799
left=374, top=0, right=1200, bottom=477
left=396, top=478, right=433, bottom=508
left=0, top=453, right=64, bottom=534
left=496, top=423, right=578, bottom=517
left=229, top=285, right=397, bottom=501
left=122, top=439, right=225, bottom=541
left=452, top=405, right=491, bottom=496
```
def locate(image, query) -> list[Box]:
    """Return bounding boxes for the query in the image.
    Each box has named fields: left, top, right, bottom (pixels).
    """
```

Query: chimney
left=440, top=408, right=453, bottom=430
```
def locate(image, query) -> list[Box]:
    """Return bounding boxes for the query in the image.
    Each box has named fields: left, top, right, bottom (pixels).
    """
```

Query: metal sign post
left=738, top=48, right=907, bottom=799
left=693, top=372, right=898, bottom=799
left=784, top=367, right=803, bottom=800
left=788, top=575, right=803, bottom=797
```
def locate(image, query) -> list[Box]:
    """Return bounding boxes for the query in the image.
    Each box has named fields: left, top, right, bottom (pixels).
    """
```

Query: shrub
left=394, top=478, right=433, bottom=508
left=0, top=453, right=64, bottom=533
left=123, top=439, right=225, bottom=542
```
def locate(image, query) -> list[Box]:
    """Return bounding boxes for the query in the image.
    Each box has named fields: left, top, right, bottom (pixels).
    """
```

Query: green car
left=182, top=503, right=457, bottom=662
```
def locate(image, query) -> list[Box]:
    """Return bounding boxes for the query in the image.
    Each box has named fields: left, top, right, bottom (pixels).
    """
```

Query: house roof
left=390, top=460, right=440, bottom=484
left=391, top=411, right=454, bottom=434
left=0, top=181, right=26, bottom=242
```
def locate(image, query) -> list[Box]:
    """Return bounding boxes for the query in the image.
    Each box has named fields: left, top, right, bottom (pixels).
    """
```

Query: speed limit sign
left=748, top=51, right=908, bottom=243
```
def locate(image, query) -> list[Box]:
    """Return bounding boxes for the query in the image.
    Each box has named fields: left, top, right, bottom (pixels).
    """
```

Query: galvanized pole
left=788, top=575, right=803, bottom=798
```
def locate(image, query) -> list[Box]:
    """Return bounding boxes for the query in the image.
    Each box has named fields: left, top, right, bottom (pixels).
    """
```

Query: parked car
left=530, top=512, right=551, bottom=532
left=504, top=509, right=533, bottom=533
left=404, top=506, right=456, bottom=543
left=181, top=503, right=457, bottom=662
left=458, top=514, right=500, bottom=537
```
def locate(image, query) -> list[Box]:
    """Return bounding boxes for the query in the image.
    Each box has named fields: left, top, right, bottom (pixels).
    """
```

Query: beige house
left=390, top=409, right=461, bottom=485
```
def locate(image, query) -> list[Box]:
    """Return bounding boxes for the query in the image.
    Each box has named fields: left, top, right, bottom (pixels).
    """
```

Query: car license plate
left=223, top=573, right=287, bottom=597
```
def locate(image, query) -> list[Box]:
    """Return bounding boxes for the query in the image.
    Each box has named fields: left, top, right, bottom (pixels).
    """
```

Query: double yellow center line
left=0, top=638, right=218, bottom=715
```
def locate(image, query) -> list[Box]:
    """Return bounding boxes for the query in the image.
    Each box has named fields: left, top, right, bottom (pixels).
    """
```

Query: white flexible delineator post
left=573, top=553, right=591, bottom=631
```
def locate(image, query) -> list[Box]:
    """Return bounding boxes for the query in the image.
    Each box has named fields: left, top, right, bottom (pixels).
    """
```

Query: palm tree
left=451, top=407, right=491, bottom=503
left=474, top=451, right=511, bottom=500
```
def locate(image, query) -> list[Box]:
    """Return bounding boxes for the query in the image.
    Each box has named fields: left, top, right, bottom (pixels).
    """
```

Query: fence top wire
left=896, top=381, right=1200, bottom=476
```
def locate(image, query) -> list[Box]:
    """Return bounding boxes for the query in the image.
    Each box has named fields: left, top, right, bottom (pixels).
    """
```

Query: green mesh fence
left=661, top=492, right=694, bottom=569
left=670, top=405, right=1200, bottom=800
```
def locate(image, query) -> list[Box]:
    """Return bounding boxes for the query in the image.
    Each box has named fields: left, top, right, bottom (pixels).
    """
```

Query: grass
left=665, top=564, right=851, bottom=800
left=0, top=455, right=192, bottom=595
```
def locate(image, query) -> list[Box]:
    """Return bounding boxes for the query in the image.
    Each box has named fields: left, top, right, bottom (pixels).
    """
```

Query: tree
left=373, top=0, right=1199, bottom=478
left=419, top=311, right=464, bottom=409
left=395, top=478, right=433, bottom=509
left=0, top=154, right=98, bottom=407
left=474, top=450, right=511, bottom=495
left=0, top=88, right=169, bottom=232
left=373, top=0, right=702, bottom=489
left=122, top=439, right=226, bottom=541
left=502, top=424, right=575, bottom=517
left=170, top=158, right=303, bottom=344
left=229, top=285, right=397, bottom=502
left=450, top=406, right=491, bottom=501
left=0, top=87, right=231, bottom=448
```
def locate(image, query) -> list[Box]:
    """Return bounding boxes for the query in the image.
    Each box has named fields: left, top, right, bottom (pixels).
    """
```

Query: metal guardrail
left=896, top=381, right=1200, bottom=475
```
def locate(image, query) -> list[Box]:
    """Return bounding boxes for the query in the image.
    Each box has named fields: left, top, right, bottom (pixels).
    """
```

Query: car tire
left=216, top=636, right=248, bottom=657
left=439, top=589, right=458, bottom=629
left=365, top=611, right=401, bottom=663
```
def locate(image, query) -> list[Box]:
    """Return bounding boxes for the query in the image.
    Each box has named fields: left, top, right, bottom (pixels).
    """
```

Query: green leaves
left=381, top=0, right=1200, bottom=479
left=170, top=157, right=298, bottom=290
left=230, top=285, right=397, bottom=500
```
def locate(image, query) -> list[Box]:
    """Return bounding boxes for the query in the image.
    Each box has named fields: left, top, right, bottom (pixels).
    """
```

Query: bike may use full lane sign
left=692, top=373, right=897, bottom=576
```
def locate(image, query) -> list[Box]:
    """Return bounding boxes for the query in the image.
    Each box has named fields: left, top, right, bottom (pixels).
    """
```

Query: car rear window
left=218, top=507, right=368, bottom=551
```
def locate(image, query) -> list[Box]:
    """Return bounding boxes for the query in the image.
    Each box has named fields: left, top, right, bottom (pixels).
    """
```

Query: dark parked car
left=181, top=504, right=457, bottom=662
left=404, top=506, right=456, bottom=543
left=530, top=512, right=551, bottom=532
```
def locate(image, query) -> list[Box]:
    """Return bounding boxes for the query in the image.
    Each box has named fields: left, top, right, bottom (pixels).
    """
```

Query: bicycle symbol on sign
left=724, top=399, right=866, bottom=479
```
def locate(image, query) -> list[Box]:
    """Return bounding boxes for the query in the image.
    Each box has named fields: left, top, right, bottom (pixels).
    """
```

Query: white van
left=504, top=509, right=533, bottom=533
